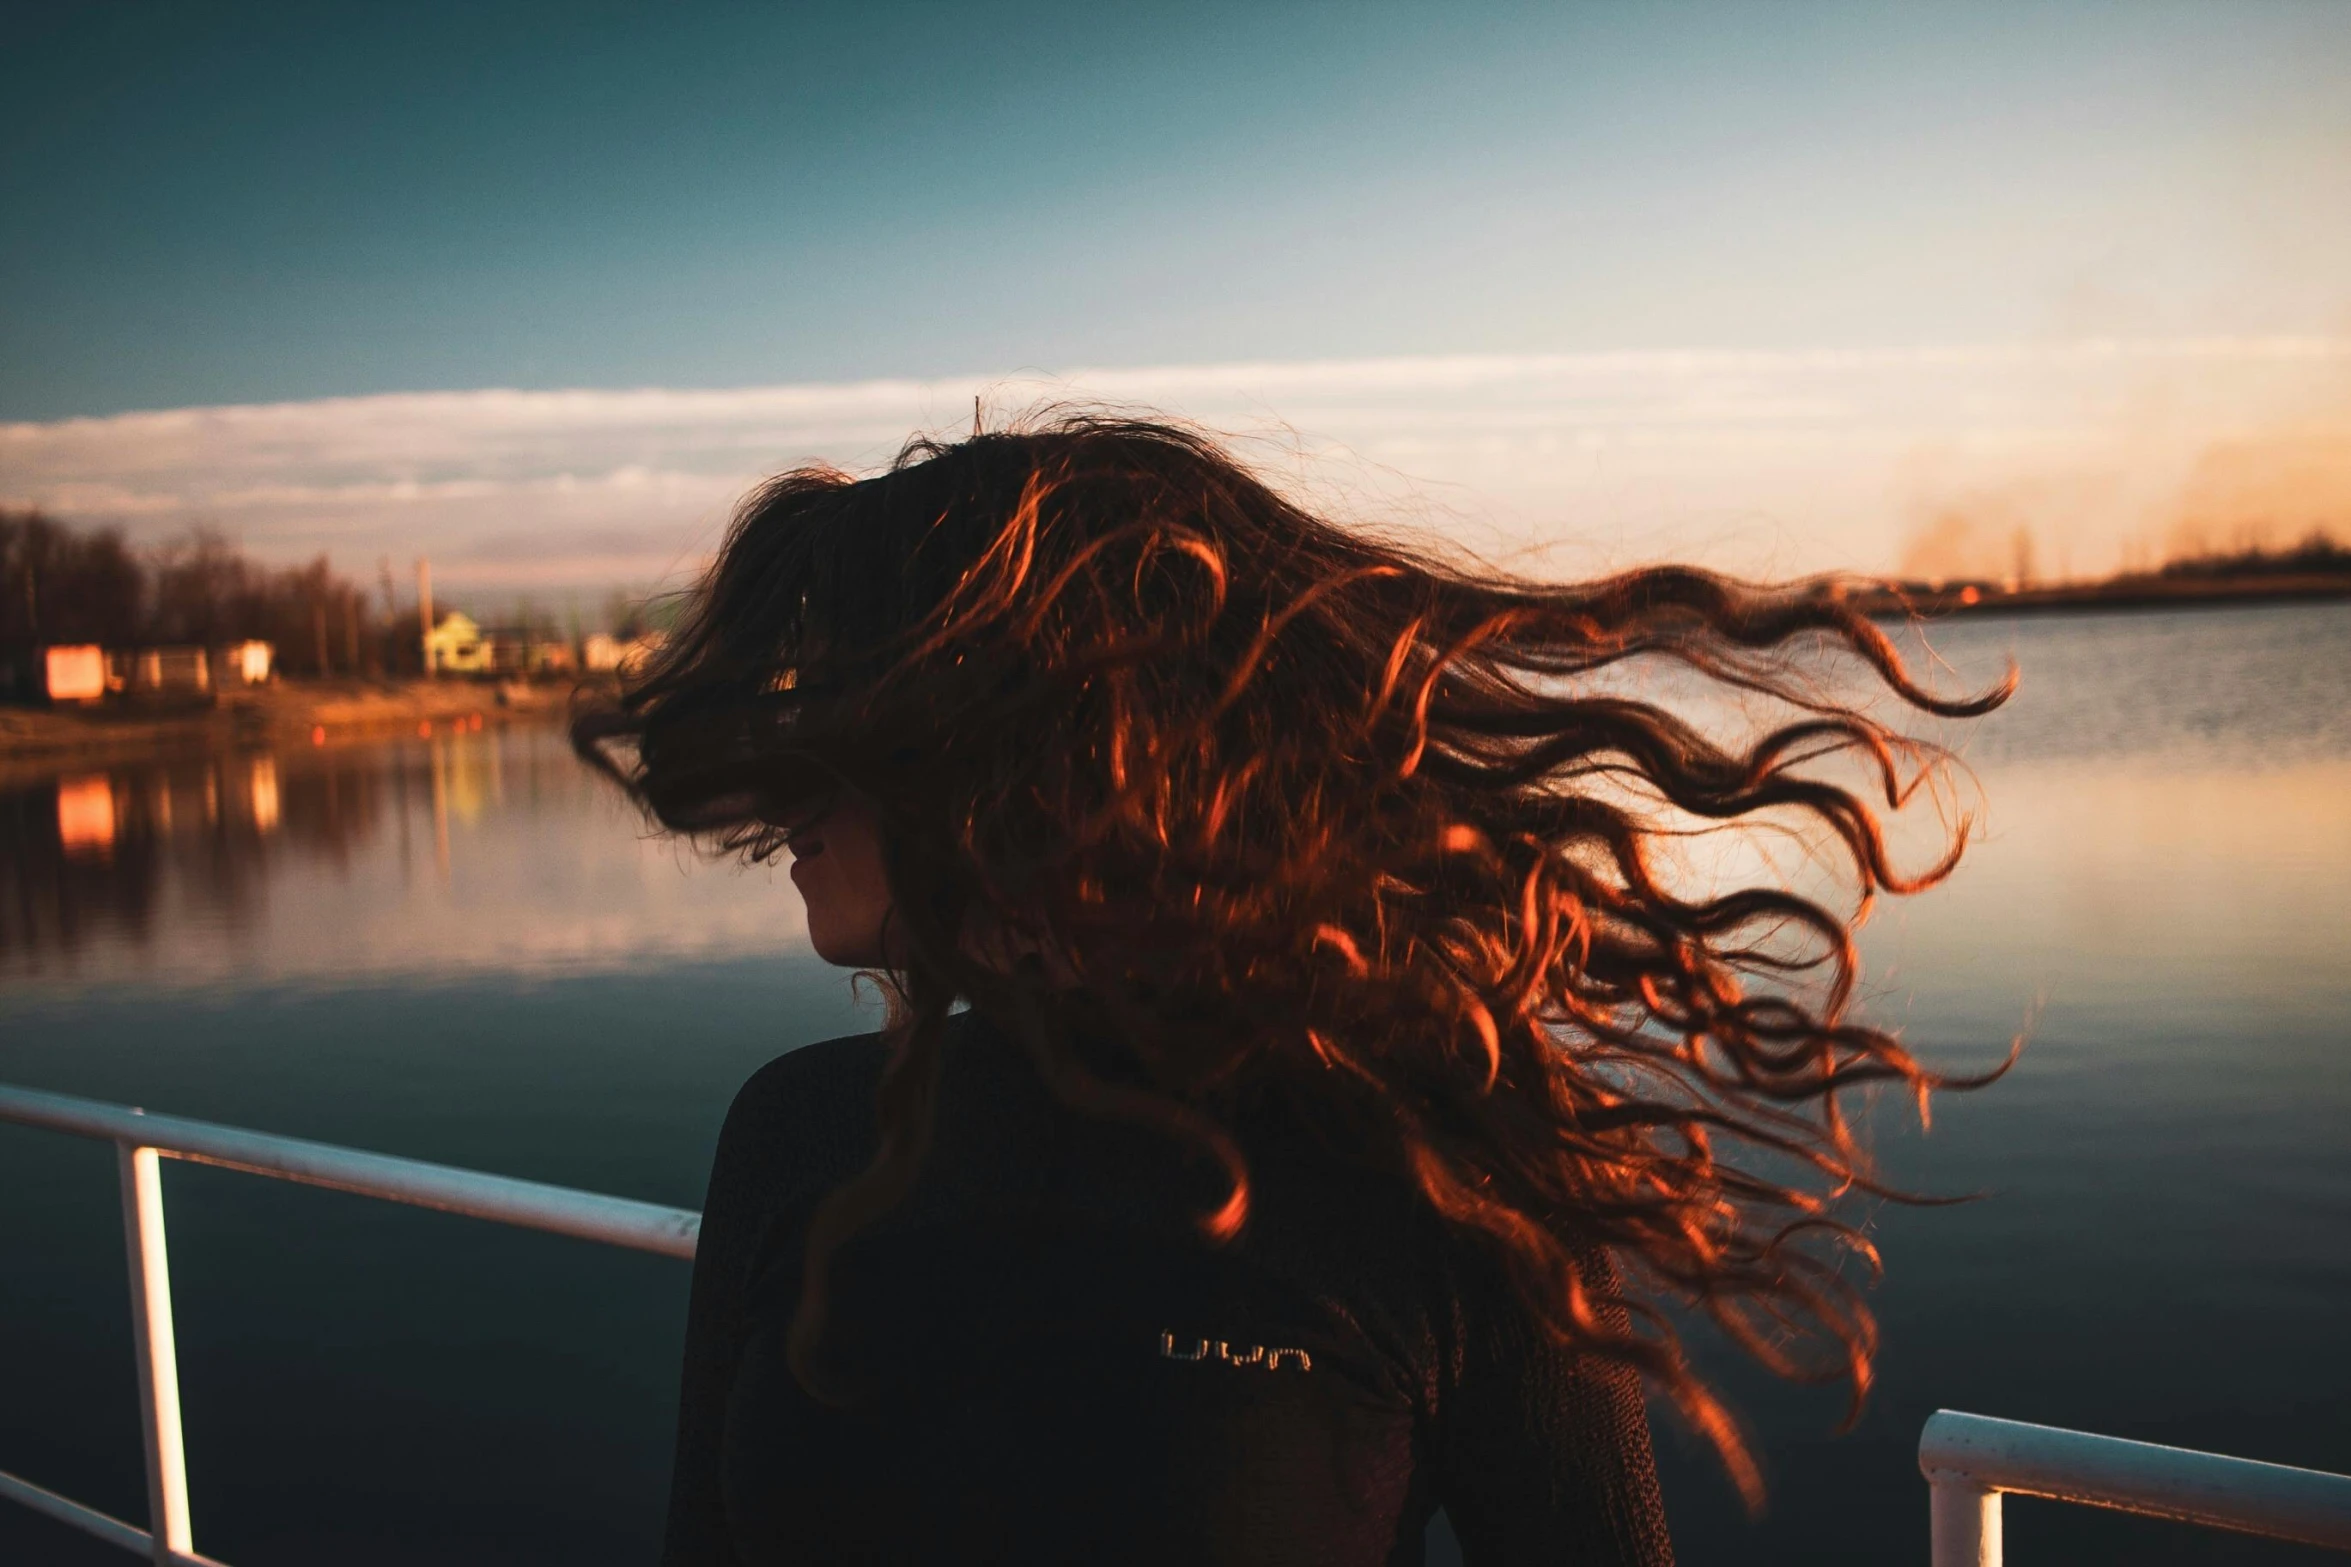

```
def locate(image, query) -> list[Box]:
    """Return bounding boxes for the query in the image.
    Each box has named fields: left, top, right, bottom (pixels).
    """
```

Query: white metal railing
left=0, top=1082, right=701, bottom=1567
left=1921, top=1408, right=2351, bottom=1564
left=12, top=1082, right=2351, bottom=1566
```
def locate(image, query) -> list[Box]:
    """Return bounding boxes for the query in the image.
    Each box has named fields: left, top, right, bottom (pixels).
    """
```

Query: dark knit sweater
left=661, top=1011, right=1675, bottom=1565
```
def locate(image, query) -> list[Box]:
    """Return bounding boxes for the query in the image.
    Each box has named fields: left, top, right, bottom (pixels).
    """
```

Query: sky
left=4, top=1, right=2349, bottom=598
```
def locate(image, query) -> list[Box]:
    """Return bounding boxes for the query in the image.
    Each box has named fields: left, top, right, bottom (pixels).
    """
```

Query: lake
left=3, top=601, right=2348, bottom=1565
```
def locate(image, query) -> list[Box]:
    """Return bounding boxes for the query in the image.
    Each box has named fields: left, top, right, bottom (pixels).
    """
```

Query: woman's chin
left=805, top=926, right=883, bottom=968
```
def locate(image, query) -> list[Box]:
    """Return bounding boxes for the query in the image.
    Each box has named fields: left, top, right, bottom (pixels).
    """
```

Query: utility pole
left=313, top=601, right=329, bottom=677
left=417, top=558, right=435, bottom=677
left=345, top=596, right=361, bottom=671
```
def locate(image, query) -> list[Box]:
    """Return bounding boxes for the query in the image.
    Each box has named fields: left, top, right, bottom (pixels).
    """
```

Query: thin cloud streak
left=4, top=338, right=2345, bottom=596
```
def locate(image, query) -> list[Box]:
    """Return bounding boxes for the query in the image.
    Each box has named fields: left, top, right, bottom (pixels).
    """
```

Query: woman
left=577, top=414, right=2006, bottom=1565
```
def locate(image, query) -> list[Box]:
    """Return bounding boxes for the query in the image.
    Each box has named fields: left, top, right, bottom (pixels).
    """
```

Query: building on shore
left=224, top=640, right=274, bottom=684
left=44, top=645, right=106, bottom=704
left=582, top=630, right=666, bottom=676
left=22, top=640, right=274, bottom=706
left=110, top=646, right=212, bottom=698
left=486, top=630, right=576, bottom=677
left=426, top=610, right=578, bottom=678
left=424, top=612, right=493, bottom=675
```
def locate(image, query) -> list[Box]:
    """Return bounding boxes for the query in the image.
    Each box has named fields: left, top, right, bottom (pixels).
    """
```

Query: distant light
left=57, top=775, right=115, bottom=856
left=249, top=757, right=281, bottom=833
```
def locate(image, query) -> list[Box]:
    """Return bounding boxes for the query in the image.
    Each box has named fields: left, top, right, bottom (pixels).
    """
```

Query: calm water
left=3, top=602, right=2347, bottom=1565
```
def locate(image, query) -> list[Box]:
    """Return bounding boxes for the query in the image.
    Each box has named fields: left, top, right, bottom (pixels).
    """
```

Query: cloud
left=464, top=521, right=713, bottom=563
left=4, top=338, right=2346, bottom=596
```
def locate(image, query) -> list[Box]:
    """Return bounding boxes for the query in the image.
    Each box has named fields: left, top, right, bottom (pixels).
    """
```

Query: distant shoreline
left=4, top=578, right=2346, bottom=772
left=1848, top=572, right=2351, bottom=621
left=0, top=677, right=580, bottom=776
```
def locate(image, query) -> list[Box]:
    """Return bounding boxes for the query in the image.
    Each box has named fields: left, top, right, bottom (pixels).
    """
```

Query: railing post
left=1929, top=1477, right=2002, bottom=1567
left=118, top=1142, right=194, bottom=1566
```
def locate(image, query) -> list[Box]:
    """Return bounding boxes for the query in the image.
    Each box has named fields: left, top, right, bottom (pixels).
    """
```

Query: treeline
left=2157, top=533, right=2351, bottom=581
left=1, top=509, right=413, bottom=676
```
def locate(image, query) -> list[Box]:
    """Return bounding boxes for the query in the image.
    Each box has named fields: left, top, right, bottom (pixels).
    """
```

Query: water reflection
left=8, top=751, right=328, bottom=966
left=1918, top=599, right=2351, bottom=770
left=0, top=724, right=804, bottom=991
left=4, top=602, right=2345, bottom=998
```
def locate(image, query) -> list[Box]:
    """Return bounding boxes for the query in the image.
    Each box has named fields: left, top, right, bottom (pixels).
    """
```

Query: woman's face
left=785, top=792, right=895, bottom=967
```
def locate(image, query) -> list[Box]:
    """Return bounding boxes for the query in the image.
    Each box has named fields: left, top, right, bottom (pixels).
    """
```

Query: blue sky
left=8, top=1, right=2348, bottom=420
left=3, top=2, right=2347, bottom=591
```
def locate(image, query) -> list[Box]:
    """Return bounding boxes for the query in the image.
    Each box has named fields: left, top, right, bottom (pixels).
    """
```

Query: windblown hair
left=576, top=413, right=2010, bottom=1499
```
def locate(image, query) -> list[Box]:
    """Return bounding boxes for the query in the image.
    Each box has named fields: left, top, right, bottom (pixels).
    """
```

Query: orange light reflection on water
left=55, top=775, right=115, bottom=858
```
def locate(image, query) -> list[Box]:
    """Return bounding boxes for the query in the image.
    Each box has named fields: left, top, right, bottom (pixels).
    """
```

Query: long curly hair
left=575, top=412, right=2010, bottom=1500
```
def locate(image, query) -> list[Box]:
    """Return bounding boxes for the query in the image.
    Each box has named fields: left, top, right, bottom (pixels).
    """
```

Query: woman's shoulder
left=727, top=1029, right=890, bottom=1129
left=707, top=1030, right=890, bottom=1210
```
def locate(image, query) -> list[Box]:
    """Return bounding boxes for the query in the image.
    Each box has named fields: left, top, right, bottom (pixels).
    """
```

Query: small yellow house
left=424, top=611, right=492, bottom=674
